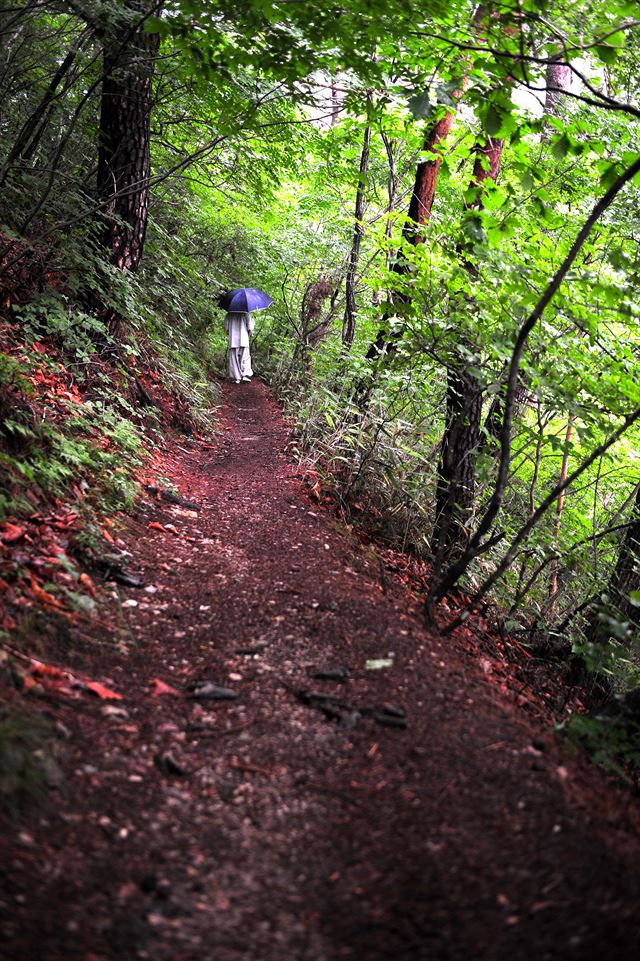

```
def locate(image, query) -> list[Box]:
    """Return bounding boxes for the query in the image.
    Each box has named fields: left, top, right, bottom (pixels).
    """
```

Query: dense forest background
left=3, top=0, right=640, bottom=776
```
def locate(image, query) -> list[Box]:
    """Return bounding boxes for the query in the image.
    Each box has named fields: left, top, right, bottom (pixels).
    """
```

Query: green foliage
left=562, top=701, right=640, bottom=777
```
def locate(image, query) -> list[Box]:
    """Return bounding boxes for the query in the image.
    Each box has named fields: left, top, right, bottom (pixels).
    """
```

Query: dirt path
left=3, top=379, right=640, bottom=961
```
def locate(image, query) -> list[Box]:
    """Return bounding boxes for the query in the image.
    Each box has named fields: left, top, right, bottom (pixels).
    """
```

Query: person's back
left=224, top=311, right=254, bottom=382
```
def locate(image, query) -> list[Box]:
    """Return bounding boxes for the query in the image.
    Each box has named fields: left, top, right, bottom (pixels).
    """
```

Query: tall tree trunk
left=342, top=98, right=372, bottom=348
left=432, top=361, right=483, bottom=568
left=402, top=104, right=461, bottom=245
left=430, top=135, right=504, bottom=565
left=543, top=60, right=575, bottom=603
left=363, top=102, right=462, bottom=364
left=96, top=1, right=159, bottom=272
left=482, top=59, right=572, bottom=445
left=468, top=136, right=504, bottom=204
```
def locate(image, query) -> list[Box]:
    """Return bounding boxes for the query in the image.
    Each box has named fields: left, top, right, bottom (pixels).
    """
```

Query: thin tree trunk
left=543, top=60, right=575, bottom=603
left=363, top=88, right=467, bottom=366
left=548, top=416, right=575, bottom=602
left=528, top=399, right=544, bottom=518
left=96, top=1, right=160, bottom=272
left=361, top=3, right=496, bottom=369
left=342, top=97, right=372, bottom=348
left=0, top=26, right=91, bottom=187
left=401, top=105, right=461, bottom=245
left=467, top=136, right=504, bottom=206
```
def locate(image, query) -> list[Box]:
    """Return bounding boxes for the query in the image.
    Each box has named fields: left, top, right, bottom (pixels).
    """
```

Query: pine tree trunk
left=96, top=1, right=159, bottom=272
left=363, top=96, right=464, bottom=366
left=402, top=107, right=458, bottom=244
left=468, top=136, right=504, bottom=203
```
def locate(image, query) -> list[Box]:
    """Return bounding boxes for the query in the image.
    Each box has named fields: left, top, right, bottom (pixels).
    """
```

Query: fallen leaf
left=85, top=681, right=123, bottom=701
left=0, top=523, right=26, bottom=543
left=149, top=678, right=180, bottom=697
left=79, top=572, right=97, bottom=597
left=29, top=660, right=68, bottom=680
left=531, top=900, right=564, bottom=913
left=29, top=579, right=64, bottom=609
left=101, top=704, right=129, bottom=719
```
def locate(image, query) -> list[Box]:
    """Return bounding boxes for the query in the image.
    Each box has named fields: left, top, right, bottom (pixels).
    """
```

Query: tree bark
left=362, top=92, right=466, bottom=366
left=467, top=136, right=504, bottom=207
left=96, top=1, right=160, bottom=272
left=432, top=361, right=483, bottom=567
left=544, top=58, right=572, bottom=118
left=433, top=56, right=574, bottom=570
left=402, top=106, right=459, bottom=245
left=428, top=152, right=640, bottom=615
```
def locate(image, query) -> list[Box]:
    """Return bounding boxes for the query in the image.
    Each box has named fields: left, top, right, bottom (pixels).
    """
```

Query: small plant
left=562, top=694, right=640, bottom=779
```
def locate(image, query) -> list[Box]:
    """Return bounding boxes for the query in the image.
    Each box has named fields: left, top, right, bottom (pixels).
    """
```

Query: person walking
left=224, top=310, right=254, bottom=383
left=218, top=287, right=273, bottom=383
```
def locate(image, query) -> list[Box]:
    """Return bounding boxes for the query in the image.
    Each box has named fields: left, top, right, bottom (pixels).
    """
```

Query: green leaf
left=462, top=214, right=486, bottom=245
left=551, top=133, right=571, bottom=159
left=407, top=90, right=433, bottom=120
left=599, top=160, right=623, bottom=191
left=436, top=79, right=460, bottom=107
left=595, top=44, right=620, bottom=64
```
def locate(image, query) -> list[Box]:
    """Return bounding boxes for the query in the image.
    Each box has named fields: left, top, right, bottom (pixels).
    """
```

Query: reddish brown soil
left=2, top=379, right=640, bottom=961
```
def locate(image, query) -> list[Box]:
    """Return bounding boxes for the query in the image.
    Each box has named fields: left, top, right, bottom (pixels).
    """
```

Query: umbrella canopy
left=219, top=287, right=273, bottom=312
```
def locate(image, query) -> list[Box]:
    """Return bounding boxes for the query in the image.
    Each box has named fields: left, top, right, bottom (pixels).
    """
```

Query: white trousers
left=228, top=346, right=253, bottom=381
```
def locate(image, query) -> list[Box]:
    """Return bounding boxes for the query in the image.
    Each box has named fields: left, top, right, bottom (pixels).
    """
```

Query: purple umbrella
left=219, top=287, right=273, bottom=312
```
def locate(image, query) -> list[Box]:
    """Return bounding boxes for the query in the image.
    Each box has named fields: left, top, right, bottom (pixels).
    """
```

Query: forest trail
left=3, top=379, right=640, bottom=961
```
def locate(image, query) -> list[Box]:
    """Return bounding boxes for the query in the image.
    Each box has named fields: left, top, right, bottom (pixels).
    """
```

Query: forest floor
left=2, top=378, right=640, bottom=961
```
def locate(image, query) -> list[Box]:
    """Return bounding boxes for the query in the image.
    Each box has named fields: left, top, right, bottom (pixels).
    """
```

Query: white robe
left=224, top=311, right=254, bottom=381
left=224, top=311, right=254, bottom=347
